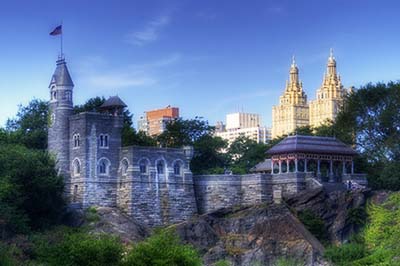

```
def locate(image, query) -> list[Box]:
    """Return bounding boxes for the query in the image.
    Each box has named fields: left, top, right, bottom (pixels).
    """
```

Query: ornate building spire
left=327, top=48, right=337, bottom=77
left=288, top=55, right=300, bottom=87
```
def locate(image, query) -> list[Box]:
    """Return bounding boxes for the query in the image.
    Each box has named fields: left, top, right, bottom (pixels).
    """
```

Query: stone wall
left=193, top=174, right=273, bottom=214
left=271, top=172, right=307, bottom=198
left=69, top=112, right=123, bottom=208
left=117, top=146, right=198, bottom=227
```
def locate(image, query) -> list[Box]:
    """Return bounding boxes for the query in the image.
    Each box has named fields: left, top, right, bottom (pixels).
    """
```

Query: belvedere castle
left=48, top=57, right=366, bottom=227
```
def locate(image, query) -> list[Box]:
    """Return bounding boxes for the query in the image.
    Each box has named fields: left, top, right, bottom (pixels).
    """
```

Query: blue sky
left=0, top=0, right=399, bottom=128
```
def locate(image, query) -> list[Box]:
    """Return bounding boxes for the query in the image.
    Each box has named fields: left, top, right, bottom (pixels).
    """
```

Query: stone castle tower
left=309, top=50, right=347, bottom=127
left=48, top=58, right=74, bottom=192
left=272, top=57, right=309, bottom=139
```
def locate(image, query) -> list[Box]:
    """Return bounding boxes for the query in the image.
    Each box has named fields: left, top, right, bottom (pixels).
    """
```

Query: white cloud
left=76, top=53, right=182, bottom=91
left=126, top=14, right=171, bottom=46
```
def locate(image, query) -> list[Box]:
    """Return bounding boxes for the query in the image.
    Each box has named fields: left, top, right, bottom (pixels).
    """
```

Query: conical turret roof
left=49, top=58, right=74, bottom=88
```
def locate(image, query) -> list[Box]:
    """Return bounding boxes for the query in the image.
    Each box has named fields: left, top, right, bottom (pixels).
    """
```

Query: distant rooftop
left=267, top=135, right=357, bottom=155
left=100, top=96, right=127, bottom=109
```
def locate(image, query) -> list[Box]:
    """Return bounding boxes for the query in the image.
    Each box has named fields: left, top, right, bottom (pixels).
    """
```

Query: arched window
left=157, top=161, right=165, bottom=175
left=120, top=159, right=129, bottom=176
left=73, top=159, right=81, bottom=176
left=51, top=90, right=57, bottom=100
left=139, top=159, right=149, bottom=174
left=173, top=161, right=182, bottom=176
left=98, top=158, right=110, bottom=175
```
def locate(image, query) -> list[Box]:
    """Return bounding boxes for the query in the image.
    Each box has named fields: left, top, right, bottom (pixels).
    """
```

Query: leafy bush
left=0, top=242, right=17, bottom=266
left=123, top=229, right=201, bottom=266
left=324, top=243, right=366, bottom=266
left=297, top=209, right=328, bottom=244
left=214, top=259, right=231, bottom=266
left=0, top=144, right=65, bottom=237
left=33, top=227, right=123, bottom=266
left=273, top=257, right=304, bottom=266
left=347, top=207, right=367, bottom=226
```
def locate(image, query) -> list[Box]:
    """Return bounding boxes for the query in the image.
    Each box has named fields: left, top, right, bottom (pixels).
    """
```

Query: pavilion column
left=317, top=160, right=321, bottom=175
left=295, top=159, right=298, bottom=173
left=342, top=161, right=346, bottom=175
left=304, top=159, right=308, bottom=172
left=286, top=159, right=289, bottom=173
left=351, top=161, right=354, bottom=174
left=271, top=160, right=274, bottom=174
left=329, top=160, right=334, bottom=183
left=278, top=160, right=282, bottom=174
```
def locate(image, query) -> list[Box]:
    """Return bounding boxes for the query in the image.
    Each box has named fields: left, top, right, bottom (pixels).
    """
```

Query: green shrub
left=85, top=206, right=100, bottom=223
left=214, top=259, right=231, bottom=266
left=347, top=207, right=367, bottom=226
left=324, top=243, right=366, bottom=266
left=297, top=209, right=328, bottom=244
left=273, top=257, right=304, bottom=266
left=33, top=227, right=123, bottom=266
left=0, top=242, right=17, bottom=266
left=123, top=229, right=201, bottom=266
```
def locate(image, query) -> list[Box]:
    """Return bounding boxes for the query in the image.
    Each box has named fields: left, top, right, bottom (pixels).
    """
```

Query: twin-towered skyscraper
left=272, top=50, right=350, bottom=139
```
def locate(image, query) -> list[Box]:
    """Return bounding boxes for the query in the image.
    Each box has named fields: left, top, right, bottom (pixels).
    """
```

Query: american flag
left=49, top=25, right=62, bottom=36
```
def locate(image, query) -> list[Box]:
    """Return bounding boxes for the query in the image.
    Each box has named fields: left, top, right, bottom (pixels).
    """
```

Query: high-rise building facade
left=272, top=57, right=309, bottom=139
left=215, top=112, right=270, bottom=145
left=141, top=106, right=179, bottom=136
left=226, top=112, right=260, bottom=129
left=309, top=50, right=347, bottom=127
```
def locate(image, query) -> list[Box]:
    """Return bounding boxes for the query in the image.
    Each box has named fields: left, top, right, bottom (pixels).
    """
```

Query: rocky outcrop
left=285, top=187, right=370, bottom=244
left=84, top=207, right=149, bottom=243
left=174, top=203, right=330, bottom=266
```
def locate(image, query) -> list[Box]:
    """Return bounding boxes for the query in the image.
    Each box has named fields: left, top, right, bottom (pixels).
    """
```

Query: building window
left=51, top=90, right=57, bottom=100
left=157, top=161, right=165, bottom=175
left=73, top=134, right=80, bottom=148
left=72, top=159, right=81, bottom=176
left=99, top=134, right=109, bottom=148
left=139, top=159, right=148, bottom=174
left=65, top=91, right=72, bottom=100
left=174, top=162, right=182, bottom=176
left=98, top=158, right=110, bottom=175
left=120, top=159, right=129, bottom=176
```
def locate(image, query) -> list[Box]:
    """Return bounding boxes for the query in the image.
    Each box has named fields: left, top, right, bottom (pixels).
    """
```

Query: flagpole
left=60, top=21, right=63, bottom=59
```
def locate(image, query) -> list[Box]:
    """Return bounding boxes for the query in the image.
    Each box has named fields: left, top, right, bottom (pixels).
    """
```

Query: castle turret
left=48, top=58, right=74, bottom=180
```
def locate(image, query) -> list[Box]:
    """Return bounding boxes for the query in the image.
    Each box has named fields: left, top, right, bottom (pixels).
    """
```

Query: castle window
left=157, top=161, right=165, bottom=175
left=99, top=134, right=109, bottom=148
left=120, top=159, right=129, bottom=176
left=173, top=162, right=182, bottom=176
left=51, top=90, right=57, bottom=100
left=65, top=91, right=71, bottom=101
left=72, top=159, right=81, bottom=176
left=73, top=134, right=80, bottom=148
left=139, top=159, right=148, bottom=174
left=98, top=158, right=111, bottom=175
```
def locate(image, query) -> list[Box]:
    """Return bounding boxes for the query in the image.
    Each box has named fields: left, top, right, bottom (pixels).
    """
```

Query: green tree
left=190, top=135, right=229, bottom=174
left=0, top=144, right=64, bottom=237
left=228, top=136, right=267, bottom=174
left=157, top=117, right=214, bottom=148
left=5, top=99, right=49, bottom=150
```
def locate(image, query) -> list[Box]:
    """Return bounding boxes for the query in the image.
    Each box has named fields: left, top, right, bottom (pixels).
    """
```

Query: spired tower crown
left=280, top=56, right=307, bottom=105
left=48, top=58, right=74, bottom=180
left=272, top=57, right=309, bottom=139
left=309, top=49, right=347, bottom=127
